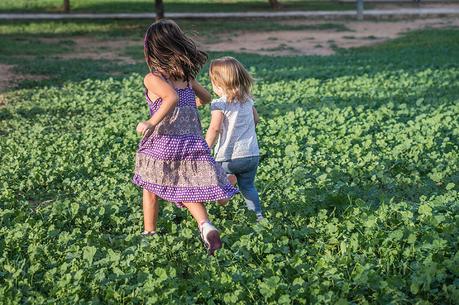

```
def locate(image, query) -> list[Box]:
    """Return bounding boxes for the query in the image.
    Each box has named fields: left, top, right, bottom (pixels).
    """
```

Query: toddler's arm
left=136, top=73, right=179, bottom=136
left=252, top=106, right=259, bottom=126
left=191, top=79, right=211, bottom=107
left=205, top=110, right=224, bottom=149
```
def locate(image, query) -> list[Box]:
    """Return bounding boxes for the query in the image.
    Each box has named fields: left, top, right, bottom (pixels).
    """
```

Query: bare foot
left=218, top=175, right=237, bottom=206
left=228, top=174, right=237, bottom=186
left=217, top=198, right=229, bottom=206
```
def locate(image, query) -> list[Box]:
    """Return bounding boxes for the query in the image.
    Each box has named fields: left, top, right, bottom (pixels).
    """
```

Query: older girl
left=133, top=20, right=237, bottom=255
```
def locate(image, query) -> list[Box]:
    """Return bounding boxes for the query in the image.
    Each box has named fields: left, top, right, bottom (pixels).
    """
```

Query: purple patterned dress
left=132, top=83, right=238, bottom=206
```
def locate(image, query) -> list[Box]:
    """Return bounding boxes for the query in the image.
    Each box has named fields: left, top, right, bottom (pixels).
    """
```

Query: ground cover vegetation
left=0, top=20, right=458, bottom=304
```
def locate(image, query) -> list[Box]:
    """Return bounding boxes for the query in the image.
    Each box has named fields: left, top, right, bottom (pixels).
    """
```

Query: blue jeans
left=219, top=156, right=262, bottom=215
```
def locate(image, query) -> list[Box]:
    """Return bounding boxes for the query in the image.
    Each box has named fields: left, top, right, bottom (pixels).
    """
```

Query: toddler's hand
left=136, top=121, right=155, bottom=137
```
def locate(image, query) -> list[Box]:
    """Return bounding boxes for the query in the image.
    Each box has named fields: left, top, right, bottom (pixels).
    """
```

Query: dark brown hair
left=144, top=19, right=207, bottom=81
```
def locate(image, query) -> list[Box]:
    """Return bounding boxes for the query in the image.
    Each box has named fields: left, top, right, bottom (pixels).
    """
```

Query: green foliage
left=1, top=28, right=458, bottom=304
left=0, top=19, right=349, bottom=39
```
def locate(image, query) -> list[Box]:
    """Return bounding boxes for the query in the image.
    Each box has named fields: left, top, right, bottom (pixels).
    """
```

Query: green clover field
left=1, top=22, right=458, bottom=304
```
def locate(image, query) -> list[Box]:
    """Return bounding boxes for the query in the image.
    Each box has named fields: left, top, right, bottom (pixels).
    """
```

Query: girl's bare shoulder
left=143, top=72, right=165, bottom=89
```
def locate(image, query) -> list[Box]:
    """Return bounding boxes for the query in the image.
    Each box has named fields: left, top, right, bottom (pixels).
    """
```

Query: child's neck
left=172, top=80, right=188, bottom=89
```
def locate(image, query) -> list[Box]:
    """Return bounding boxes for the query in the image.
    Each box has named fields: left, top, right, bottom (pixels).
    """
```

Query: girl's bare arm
left=205, top=110, right=224, bottom=148
left=191, top=79, right=212, bottom=107
left=137, top=73, right=178, bottom=135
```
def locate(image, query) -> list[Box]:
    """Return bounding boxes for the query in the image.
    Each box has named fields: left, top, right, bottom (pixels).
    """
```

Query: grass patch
left=305, top=22, right=351, bottom=32
left=0, top=20, right=350, bottom=39
left=259, top=43, right=298, bottom=53
left=0, top=20, right=150, bottom=38
left=0, top=0, right=361, bottom=13
left=0, top=26, right=458, bottom=304
left=364, top=35, right=379, bottom=40
left=0, top=37, right=74, bottom=57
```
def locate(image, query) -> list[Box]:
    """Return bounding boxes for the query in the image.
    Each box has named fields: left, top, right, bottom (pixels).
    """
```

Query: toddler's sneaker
left=217, top=198, right=229, bottom=206
left=217, top=175, right=237, bottom=206
left=199, top=221, right=222, bottom=256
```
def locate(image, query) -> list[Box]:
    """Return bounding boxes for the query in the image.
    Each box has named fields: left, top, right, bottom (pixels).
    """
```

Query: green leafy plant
left=0, top=27, right=458, bottom=304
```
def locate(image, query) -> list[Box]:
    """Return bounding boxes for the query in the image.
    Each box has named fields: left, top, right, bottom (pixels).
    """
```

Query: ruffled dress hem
left=132, top=174, right=238, bottom=207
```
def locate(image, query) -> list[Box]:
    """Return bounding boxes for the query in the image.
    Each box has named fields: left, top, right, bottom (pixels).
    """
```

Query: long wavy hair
left=209, top=56, right=254, bottom=103
left=144, top=19, right=207, bottom=81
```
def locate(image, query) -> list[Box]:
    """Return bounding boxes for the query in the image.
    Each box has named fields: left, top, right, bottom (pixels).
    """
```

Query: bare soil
left=40, top=37, right=139, bottom=64
left=204, top=17, right=459, bottom=56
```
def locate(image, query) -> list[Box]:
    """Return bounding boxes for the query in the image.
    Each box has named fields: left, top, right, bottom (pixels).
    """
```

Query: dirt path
left=38, top=17, right=459, bottom=59
left=41, top=37, right=139, bottom=64
left=204, top=17, right=459, bottom=56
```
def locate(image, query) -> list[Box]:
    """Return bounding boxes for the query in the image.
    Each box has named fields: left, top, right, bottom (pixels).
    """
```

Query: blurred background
left=1, top=0, right=458, bottom=91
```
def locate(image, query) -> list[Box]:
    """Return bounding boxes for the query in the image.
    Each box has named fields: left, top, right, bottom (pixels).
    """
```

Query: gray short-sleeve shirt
left=211, top=96, right=259, bottom=162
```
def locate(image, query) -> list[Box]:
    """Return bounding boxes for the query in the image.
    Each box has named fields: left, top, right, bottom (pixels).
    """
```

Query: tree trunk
left=63, top=0, right=70, bottom=13
left=155, top=0, right=165, bottom=20
left=356, top=0, right=364, bottom=20
left=268, top=0, right=281, bottom=10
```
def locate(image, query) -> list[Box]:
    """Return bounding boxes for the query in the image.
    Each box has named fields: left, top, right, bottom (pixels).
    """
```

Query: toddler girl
left=133, top=20, right=238, bottom=255
left=205, top=56, right=263, bottom=221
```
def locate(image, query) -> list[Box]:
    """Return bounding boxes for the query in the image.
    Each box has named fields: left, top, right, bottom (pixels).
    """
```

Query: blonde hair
left=209, top=56, right=254, bottom=103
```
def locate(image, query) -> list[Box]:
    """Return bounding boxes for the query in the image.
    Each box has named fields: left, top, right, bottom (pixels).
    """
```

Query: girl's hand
left=136, top=121, right=155, bottom=137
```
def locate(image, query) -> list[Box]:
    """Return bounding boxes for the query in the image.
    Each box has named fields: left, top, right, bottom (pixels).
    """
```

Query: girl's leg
left=231, top=157, right=263, bottom=218
left=181, top=202, right=222, bottom=255
left=143, top=189, right=159, bottom=232
left=181, top=202, right=209, bottom=224
left=217, top=161, right=237, bottom=206
left=237, top=175, right=263, bottom=216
